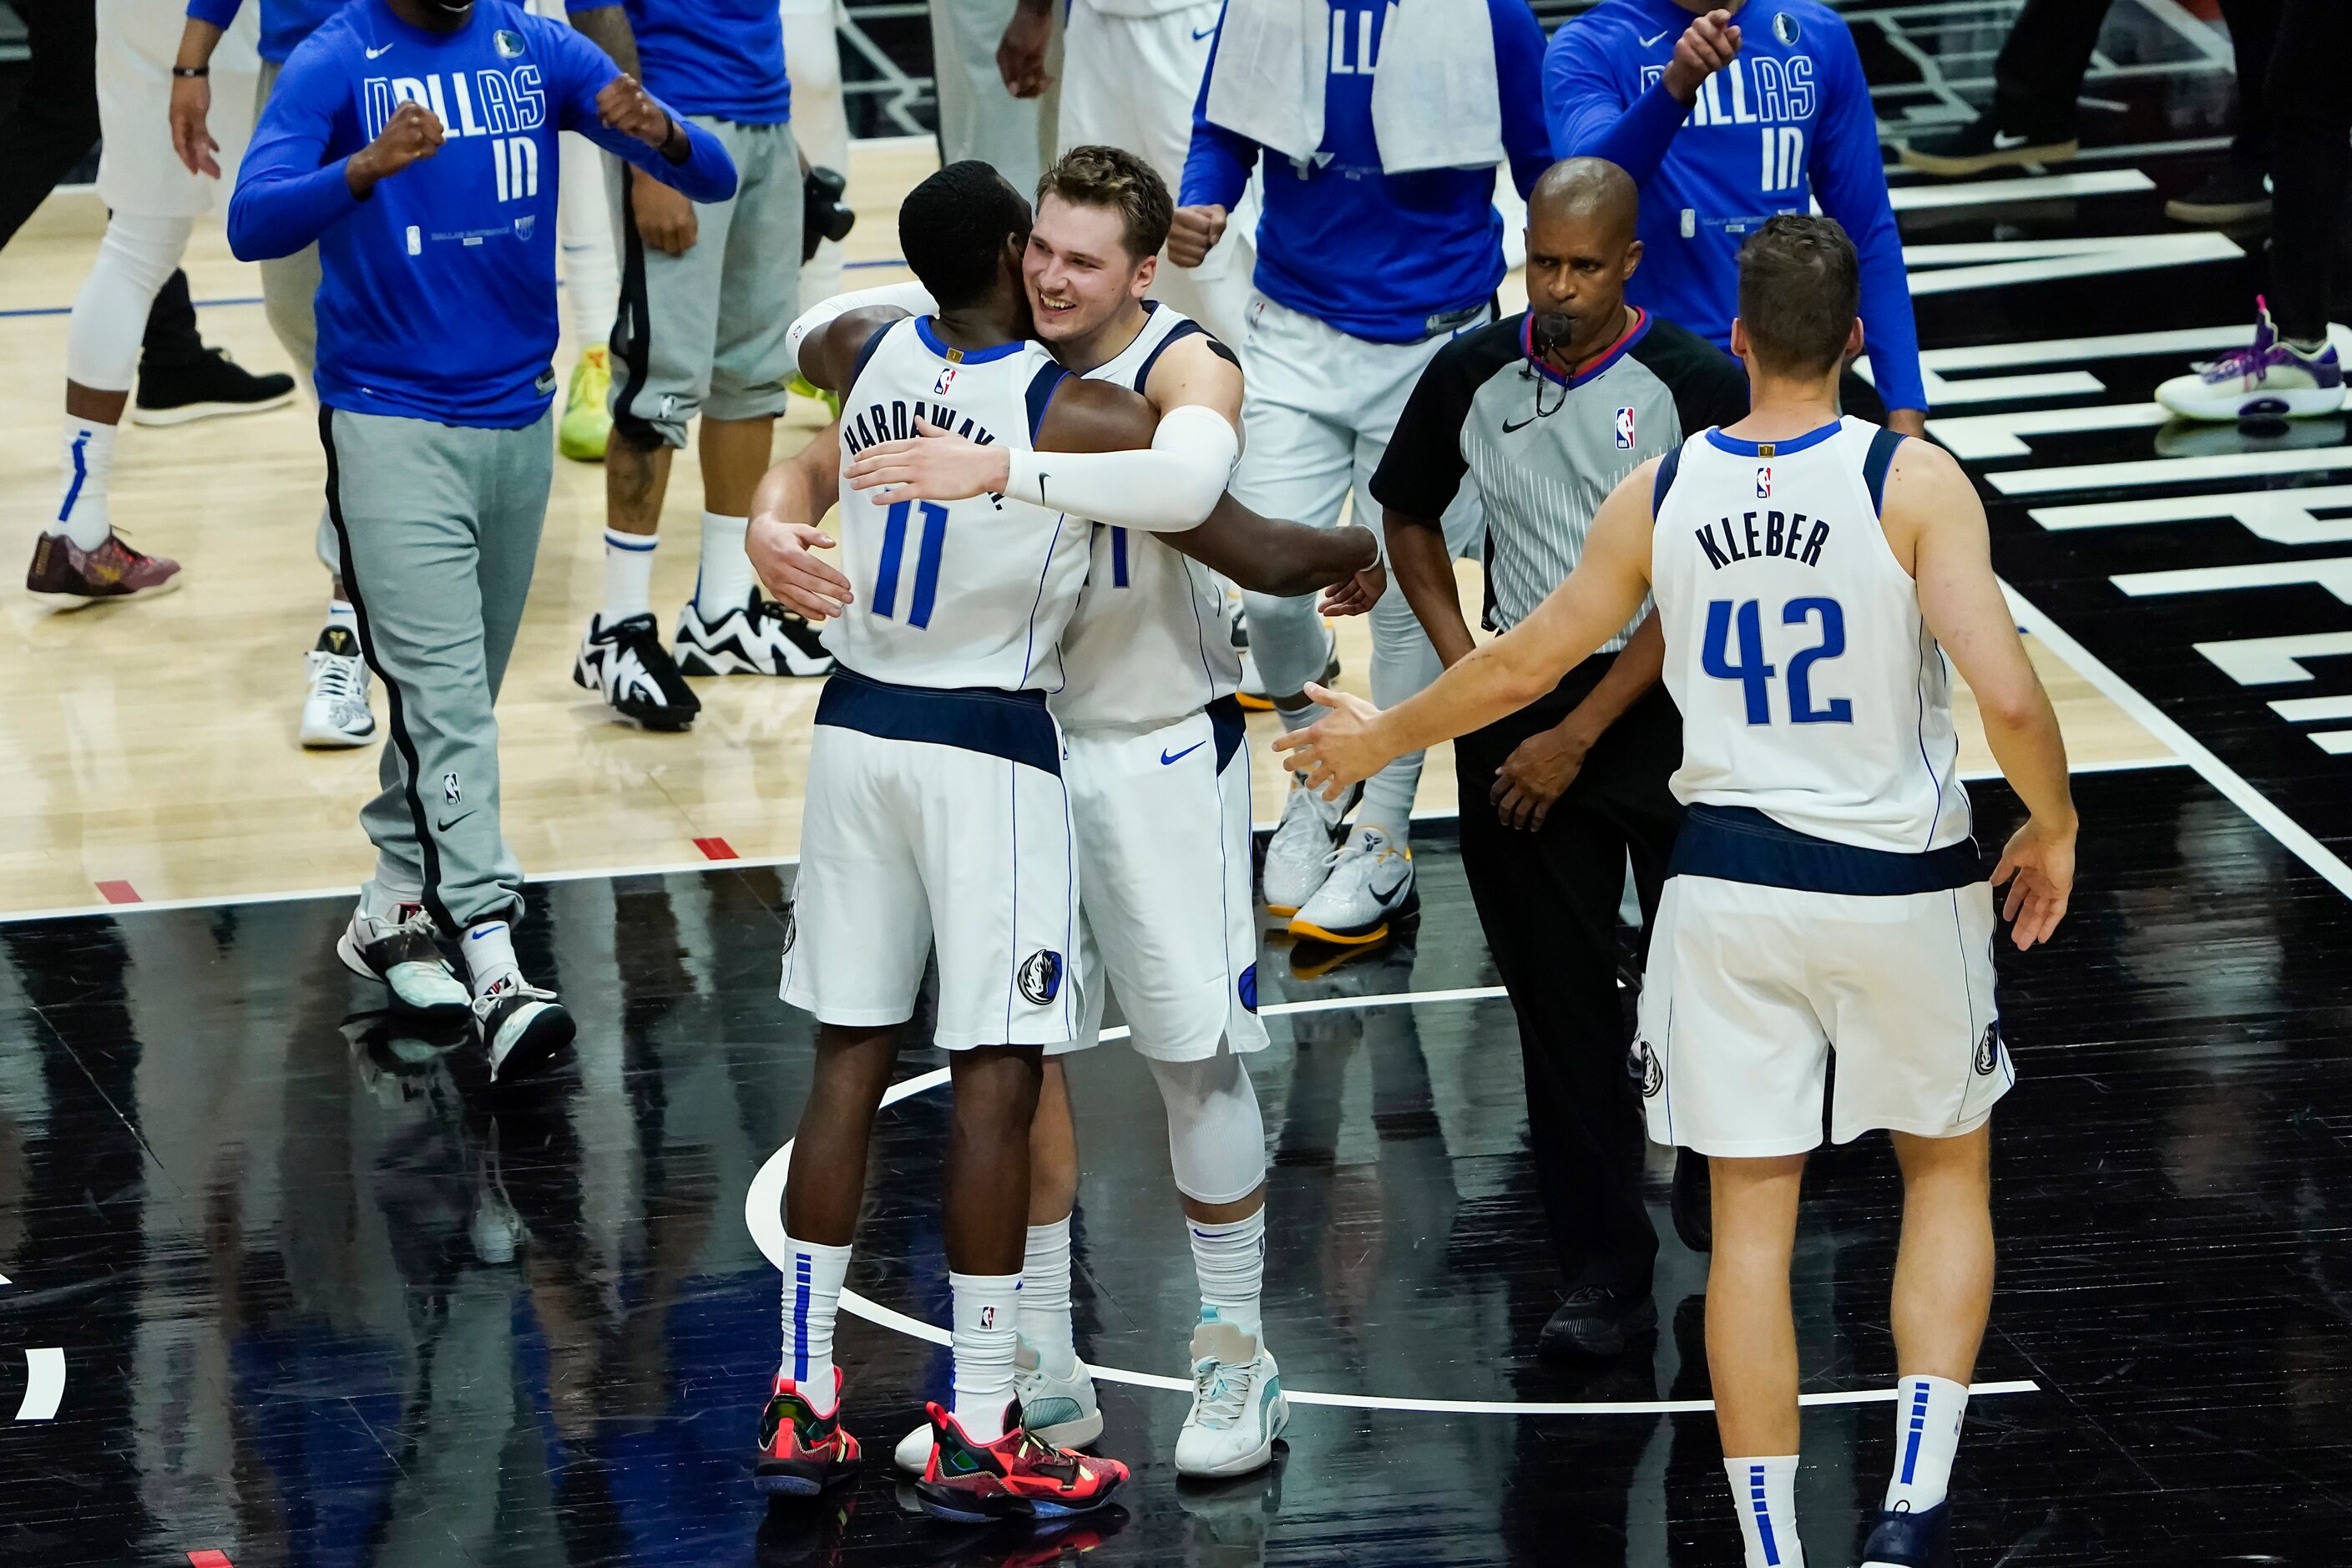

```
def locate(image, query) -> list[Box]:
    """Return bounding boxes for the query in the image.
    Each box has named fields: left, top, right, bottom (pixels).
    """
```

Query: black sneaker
left=575, top=611, right=702, bottom=730
left=1861, top=1501, right=1954, bottom=1567
left=472, top=975, right=574, bottom=1082
left=674, top=588, right=834, bottom=676
left=1672, top=1148, right=1712, bottom=1253
left=1539, top=1284, right=1658, bottom=1360
left=131, top=347, right=297, bottom=427
left=2165, top=161, right=2272, bottom=226
left=1899, top=113, right=2076, bottom=177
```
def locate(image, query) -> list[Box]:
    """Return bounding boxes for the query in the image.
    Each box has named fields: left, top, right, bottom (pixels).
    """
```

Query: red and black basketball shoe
left=913, top=1399, right=1128, bottom=1524
left=754, top=1368, right=860, bottom=1496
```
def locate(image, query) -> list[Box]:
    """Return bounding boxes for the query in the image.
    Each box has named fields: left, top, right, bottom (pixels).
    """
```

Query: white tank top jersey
left=824, top=317, right=1086, bottom=692
left=1051, top=303, right=1243, bottom=731
left=1649, top=417, right=1972, bottom=855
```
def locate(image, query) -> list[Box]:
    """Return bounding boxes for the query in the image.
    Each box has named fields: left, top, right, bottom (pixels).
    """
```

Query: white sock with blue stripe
left=53, top=420, right=116, bottom=550
left=603, top=527, right=657, bottom=625
left=1884, top=1374, right=1967, bottom=1512
left=778, top=1235, right=851, bottom=1410
left=1724, top=1454, right=1804, bottom=1567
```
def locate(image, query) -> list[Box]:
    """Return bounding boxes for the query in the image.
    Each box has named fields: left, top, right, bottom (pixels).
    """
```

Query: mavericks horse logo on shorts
left=1975, top=1021, right=2001, bottom=1076
left=1636, top=1039, right=1664, bottom=1098
left=780, top=903, right=797, bottom=956
left=1017, top=949, right=1063, bottom=1005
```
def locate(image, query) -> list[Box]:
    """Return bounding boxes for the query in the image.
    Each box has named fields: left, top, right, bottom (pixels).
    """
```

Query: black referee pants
left=1455, top=652, right=1683, bottom=1298
left=1988, top=0, right=2279, bottom=165
left=2267, top=0, right=2349, bottom=346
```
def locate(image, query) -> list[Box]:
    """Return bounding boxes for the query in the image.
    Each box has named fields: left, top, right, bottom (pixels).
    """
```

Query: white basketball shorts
left=1634, top=805, right=2013, bottom=1157
left=1050, top=698, right=1268, bottom=1062
left=782, top=670, right=1081, bottom=1050
left=97, top=0, right=259, bottom=219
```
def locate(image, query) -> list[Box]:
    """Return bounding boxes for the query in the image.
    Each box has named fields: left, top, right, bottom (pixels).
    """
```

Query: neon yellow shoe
left=559, top=346, right=612, bottom=462
left=790, top=371, right=842, bottom=421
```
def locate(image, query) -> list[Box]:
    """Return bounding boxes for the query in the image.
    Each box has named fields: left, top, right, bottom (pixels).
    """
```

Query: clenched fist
left=1167, top=205, right=1228, bottom=269
left=598, top=73, right=678, bottom=154
left=346, top=99, right=443, bottom=197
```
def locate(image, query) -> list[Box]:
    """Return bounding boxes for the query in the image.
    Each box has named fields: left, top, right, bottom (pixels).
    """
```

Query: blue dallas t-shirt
left=564, top=0, right=790, bottom=124
left=228, top=0, right=735, bottom=427
left=1181, top=0, right=1553, bottom=345
left=1544, top=0, right=1925, bottom=412
left=185, top=0, right=352, bottom=66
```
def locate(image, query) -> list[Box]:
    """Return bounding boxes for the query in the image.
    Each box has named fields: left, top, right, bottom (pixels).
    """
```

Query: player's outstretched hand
left=1272, top=683, right=1388, bottom=800
left=997, top=2, right=1053, bottom=98
left=1992, top=815, right=2074, bottom=950
left=845, top=418, right=1012, bottom=503
left=747, top=515, right=854, bottom=620
left=1664, top=9, right=1742, bottom=104
left=598, top=74, right=675, bottom=150
left=1319, top=557, right=1385, bottom=618
left=346, top=100, right=444, bottom=196
left=169, top=73, right=220, bottom=179
left=1168, top=205, right=1228, bottom=269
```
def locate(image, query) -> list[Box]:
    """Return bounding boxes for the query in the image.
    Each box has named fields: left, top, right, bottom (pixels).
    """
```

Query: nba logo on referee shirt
left=1614, top=407, right=1635, bottom=448
left=1757, top=467, right=1773, bottom=498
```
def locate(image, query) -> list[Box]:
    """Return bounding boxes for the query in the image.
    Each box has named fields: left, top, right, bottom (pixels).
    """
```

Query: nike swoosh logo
left=1991, top=132, right=2032, bottom=150
left=1501, top=413, right=1540, bottom=434
left=1161, top=741, right=1206, bottom=766
left=438, top=811, right=475, bottom=832
left=366, top=43, right=394, bottom=58
left=1639, top=28, right=1671, bottom=46
left=1193, top=25, right=1216, bottom=38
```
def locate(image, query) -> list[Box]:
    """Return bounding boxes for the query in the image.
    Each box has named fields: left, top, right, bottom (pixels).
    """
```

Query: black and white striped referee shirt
left=1372, top=306, right=1748, bottom=647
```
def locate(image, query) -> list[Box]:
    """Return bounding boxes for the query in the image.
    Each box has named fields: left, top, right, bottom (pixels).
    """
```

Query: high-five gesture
left=1662, top=9, right=1742, bottom=105
left=597, top=74, right=680, bottom=154
left=345, top=100, right=444, bottom=197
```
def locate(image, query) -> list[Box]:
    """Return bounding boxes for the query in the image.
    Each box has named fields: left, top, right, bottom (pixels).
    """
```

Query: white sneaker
left=673, top=589, right=834, bottom=677
left=1261, top=776, right=1359, bottom=916
left=336, top=902, right=470, bottom=1022
left=893, top=1338, right=1102, bottom=1474
left=1289, top=825, right=1417, bottom=946
left=1175, top=1320, right=1287, bottom=1479
left=471, top=974, right=575, bottom=1082
left=2154, top=296, right=2345, bottom=422
left=301, top=625, right=377, bottom=749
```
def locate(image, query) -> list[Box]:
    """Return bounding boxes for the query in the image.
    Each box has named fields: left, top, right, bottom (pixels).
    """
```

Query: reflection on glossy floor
left=0, top=767, right=2349, bottom=1567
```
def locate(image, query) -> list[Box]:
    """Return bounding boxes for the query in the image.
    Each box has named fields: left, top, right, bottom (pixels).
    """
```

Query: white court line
left=1883, top=169, right=2150, bottom=212
left=741, top=1008, right=2041, bottom=1419
left=0, top=761, right=2191, bottom=925
left=16, top=1348, right=63, bottom=1421
left=2006, top=584, right=2352, bottom=903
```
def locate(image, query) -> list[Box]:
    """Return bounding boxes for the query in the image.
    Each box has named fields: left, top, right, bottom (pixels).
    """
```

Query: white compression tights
left=1146, top=1045, right=1267, bottom=1207
left=66, top=214, right=195, bottom=392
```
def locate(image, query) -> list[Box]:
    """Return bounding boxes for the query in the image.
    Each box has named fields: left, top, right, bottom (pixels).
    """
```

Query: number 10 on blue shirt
left=873, top=499, right=948, bottom=628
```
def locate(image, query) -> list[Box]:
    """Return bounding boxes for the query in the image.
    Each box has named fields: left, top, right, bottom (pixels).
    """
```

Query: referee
left=1373, top=158, right=1747, bottom=1359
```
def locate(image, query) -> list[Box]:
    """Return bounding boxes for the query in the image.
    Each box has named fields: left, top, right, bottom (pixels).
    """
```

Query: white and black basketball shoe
left=576, top=612, right=703, bottom=731
left=337, top=902, right=471, bottom=1023
left=301, top=624, right=377, bottom=749
left=673, top=589, right=834, bottom=677
left=472, top=974, right=575, bottom=1082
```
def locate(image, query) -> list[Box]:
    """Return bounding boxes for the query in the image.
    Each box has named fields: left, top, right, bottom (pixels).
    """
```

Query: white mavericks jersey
left=1052, top=303, right=1242, bottom=730
left=826, top=316, right=1089, bottom=691
left=1650, top=417, right=1971, bottom=854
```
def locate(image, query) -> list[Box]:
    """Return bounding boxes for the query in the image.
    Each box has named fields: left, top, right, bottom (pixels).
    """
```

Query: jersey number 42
left=1702, top=597, right=1851, bottom=725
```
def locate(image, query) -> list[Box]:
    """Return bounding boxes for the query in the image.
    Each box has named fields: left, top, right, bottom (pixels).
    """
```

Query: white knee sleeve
left=1148, top=1046, right=1267, bottom=1206
left=66, top=214, right=195, bottom=391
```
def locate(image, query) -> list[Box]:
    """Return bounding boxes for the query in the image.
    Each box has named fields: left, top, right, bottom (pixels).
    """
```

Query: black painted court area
left=0, top=767, right=2348, bottom=1567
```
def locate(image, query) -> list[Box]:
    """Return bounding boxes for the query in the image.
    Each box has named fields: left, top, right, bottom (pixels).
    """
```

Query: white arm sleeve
left=787, top=280, right=940, bottom=378
left=1003, top=403, right=1241, bottom=534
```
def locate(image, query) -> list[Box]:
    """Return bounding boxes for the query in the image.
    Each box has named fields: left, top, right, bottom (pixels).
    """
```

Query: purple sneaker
left=2157, top=296, right=2344, bottom=422
left=25, top=530, right=182, bottom=607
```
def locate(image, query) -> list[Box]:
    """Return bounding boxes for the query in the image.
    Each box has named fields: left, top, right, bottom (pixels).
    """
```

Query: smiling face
left=1024, top=193, right=1156, bottom=346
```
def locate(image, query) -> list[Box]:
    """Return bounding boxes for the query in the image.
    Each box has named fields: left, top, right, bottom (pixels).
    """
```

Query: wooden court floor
left=0, top=140, right=2167, bottom=919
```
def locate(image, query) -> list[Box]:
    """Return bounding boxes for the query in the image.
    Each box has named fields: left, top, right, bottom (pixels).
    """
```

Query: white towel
left=1202, top=0, right=1504, bottom=175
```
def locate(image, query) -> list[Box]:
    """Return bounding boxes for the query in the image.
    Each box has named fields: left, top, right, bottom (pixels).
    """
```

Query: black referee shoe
left=1539, top=1285, right=1657, bottom=1359
left=1899, top=113, right=2076, bottom=177
left=133, top=347, right=297, bottom=427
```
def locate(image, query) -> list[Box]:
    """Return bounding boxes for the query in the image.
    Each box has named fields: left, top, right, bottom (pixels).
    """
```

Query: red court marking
left=188, top=1552, right=234, bottom=1567
left=95, top=880, right=141, bottom=905
left=692, top=837, right=739, bottom=862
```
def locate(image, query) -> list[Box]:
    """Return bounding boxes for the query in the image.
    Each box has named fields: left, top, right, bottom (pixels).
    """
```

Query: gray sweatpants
left=608, top=115, right=803, bottom=448
left=321, top=406, right=555, bottom=933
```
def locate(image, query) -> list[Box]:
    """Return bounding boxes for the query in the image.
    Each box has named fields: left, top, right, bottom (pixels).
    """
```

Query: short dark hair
left=1736, top=215, right=1860, bottom=377
left=1035, top=144, right=1173, bottom=260
left=900, top=160, right=1032, bottom=310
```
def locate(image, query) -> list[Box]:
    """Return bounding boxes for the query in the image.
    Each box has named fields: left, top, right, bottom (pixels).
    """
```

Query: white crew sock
left=603, top=528, right=657, bottom=625
left=1726, top=1455, right=1805, bottom=1568
left=461, top=920, right=520, bottom=995
left=326, top=597, right=358, bottom=636
left=695, top=510, right=755, bottom=617
left=1190, top=1206, right=1265, bottom=1340
left=1019, top=1217, right=1076, bottom=1375
left=53, top=421, right=117, bottom=549
left=949, top=1271, right=1023, bottom=1443
left=780, top=1235, right=852, bottom=1409
left=1884, top=1374, right=1968, bottom=1513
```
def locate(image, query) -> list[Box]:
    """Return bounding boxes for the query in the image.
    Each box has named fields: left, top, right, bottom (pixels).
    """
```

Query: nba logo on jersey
left=1615, top=407, right=1636, bottom=448
left=933, top=365, right=958, bottom=397
left=1757, top=466, right=1773, bottom=498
